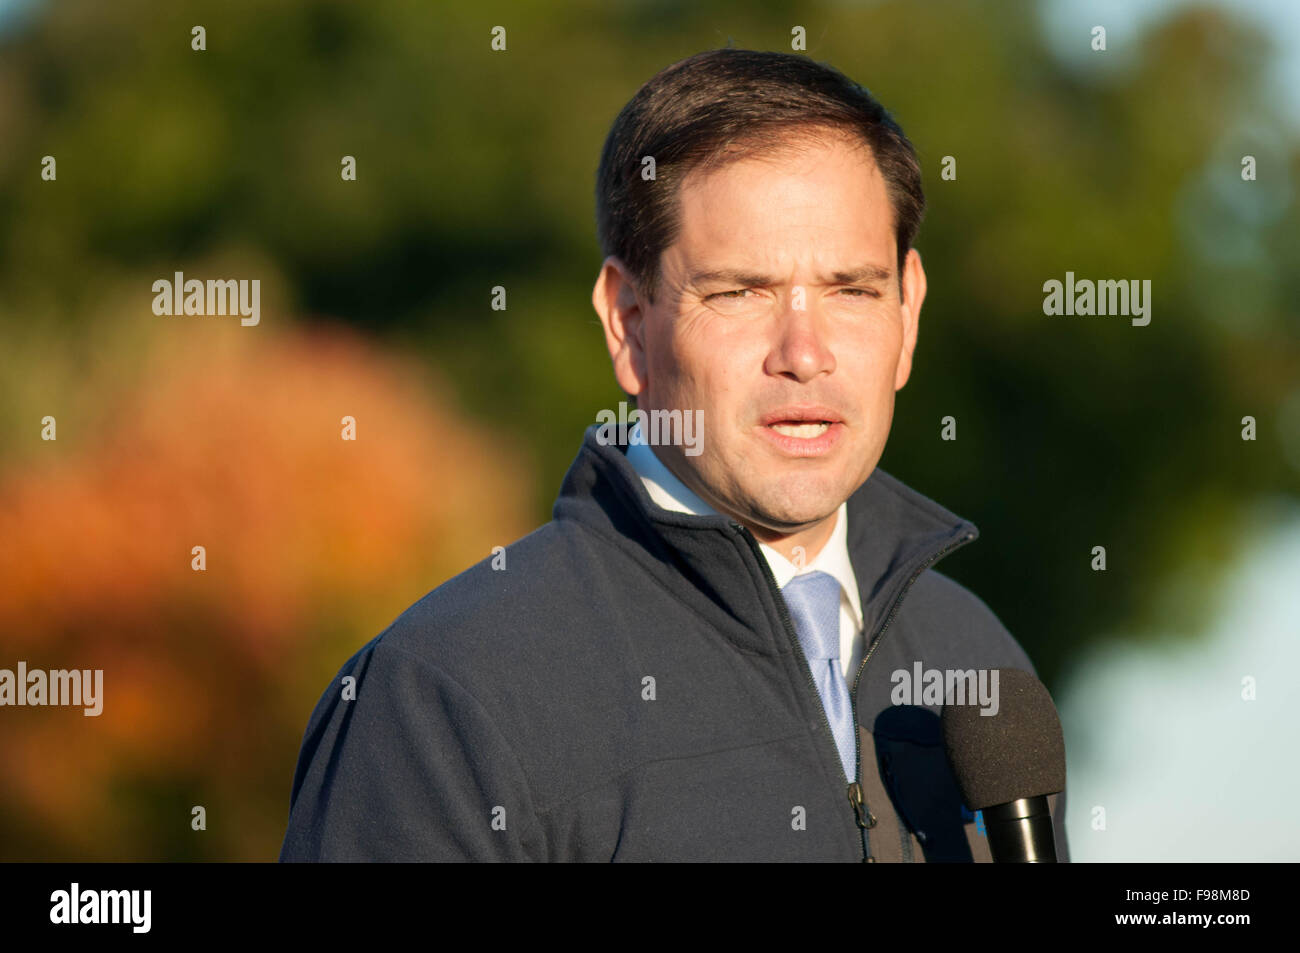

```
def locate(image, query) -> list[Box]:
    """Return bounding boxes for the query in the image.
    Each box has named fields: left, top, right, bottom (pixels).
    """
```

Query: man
left=280, top=48, right=1069, bottom=862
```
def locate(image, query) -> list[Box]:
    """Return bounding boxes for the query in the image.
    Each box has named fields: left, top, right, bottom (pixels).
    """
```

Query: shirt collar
left=625, top=422, right=863, bottom=630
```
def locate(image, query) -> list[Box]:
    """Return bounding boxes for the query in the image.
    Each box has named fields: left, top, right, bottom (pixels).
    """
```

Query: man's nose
left=764, top=287, right=836, bottom=382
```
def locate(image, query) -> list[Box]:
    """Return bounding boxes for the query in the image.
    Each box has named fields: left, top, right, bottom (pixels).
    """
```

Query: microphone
left=941, top=668, right=1066, bottom=863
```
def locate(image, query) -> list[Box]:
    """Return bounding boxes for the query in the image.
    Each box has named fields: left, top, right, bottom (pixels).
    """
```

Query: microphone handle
left=984, top=796, right=1058, bottom=862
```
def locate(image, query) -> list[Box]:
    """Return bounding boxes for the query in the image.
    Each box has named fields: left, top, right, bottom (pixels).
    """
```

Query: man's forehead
left=678, top=128, right=883, bottom=193
left=672, top=140, right=890, bottom=223
left=658, top=132, right=897, bottom=288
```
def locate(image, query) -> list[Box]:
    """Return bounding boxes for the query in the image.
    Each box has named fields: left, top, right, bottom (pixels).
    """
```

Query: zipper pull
left=846, top=781, right=876, bottom=829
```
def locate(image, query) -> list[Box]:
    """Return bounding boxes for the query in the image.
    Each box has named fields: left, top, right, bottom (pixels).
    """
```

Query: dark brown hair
left=595, top=48, right=925, bottom=303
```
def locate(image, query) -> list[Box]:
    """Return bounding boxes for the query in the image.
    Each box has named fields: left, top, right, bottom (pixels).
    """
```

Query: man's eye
left=839, top=287, right=881, bottom=298
left=707, top=289, right=754, bottom=299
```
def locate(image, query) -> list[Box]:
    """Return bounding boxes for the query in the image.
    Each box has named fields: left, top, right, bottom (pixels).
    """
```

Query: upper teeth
left=771, top=422, right=830, bottom=438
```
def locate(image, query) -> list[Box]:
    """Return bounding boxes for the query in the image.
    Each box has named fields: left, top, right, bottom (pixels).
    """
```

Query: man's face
left=595, top=129, right=925, bottom=539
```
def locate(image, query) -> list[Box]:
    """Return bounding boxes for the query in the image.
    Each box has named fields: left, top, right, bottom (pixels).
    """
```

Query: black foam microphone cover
left=941, top=668, right=1066, bottom=862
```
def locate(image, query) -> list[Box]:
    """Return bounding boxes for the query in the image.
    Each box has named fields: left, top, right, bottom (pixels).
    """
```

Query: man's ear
left=592, top=255, right=649, bottom=396
left=894, top=247, right=926, bottom=391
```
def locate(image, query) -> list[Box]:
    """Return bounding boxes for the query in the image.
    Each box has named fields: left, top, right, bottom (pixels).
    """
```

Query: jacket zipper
left=847, top=530, right=977, bottom=861
left=731, top=524, right=852, bottom=829
left=733, top=519, right=977, bottom=862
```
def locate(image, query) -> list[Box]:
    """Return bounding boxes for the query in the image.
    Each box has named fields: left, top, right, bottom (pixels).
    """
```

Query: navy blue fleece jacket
left=280, top=425, right=1068, bottom=862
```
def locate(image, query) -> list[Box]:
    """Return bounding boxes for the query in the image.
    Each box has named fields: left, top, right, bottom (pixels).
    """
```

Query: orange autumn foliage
left=0, top=323, right=534, bottom=859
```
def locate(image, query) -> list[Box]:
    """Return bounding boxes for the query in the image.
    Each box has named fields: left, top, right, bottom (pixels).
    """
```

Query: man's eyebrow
left=827, top=264, right=893, bottom=284
left=689, top=265, right=893, bottom=287
left=689, top=269, right=774, bottom=288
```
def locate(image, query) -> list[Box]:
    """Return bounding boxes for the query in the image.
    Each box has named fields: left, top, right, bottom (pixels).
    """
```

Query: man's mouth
left=757, top=407, right=846, bottom=456
left=768, top=421, right=832, bottom=438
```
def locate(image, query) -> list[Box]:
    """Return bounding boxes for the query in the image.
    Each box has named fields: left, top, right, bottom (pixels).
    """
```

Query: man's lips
left=758, top=406, right=845, bottom=427
left=756, top=407, right=846, bottom=456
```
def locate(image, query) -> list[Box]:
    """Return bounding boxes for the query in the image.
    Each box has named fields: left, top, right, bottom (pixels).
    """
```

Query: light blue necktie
left=782, top=571, right=856, bottom=781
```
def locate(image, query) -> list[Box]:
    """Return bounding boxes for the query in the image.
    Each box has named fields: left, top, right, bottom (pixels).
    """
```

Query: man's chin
left=737, top=492, right=845, bottom=535
left=673, top=456, right=854, bottom=529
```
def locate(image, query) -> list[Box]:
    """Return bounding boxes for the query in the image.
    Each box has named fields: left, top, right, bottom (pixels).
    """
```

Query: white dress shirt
left=624, top=423, right=865, bottom=681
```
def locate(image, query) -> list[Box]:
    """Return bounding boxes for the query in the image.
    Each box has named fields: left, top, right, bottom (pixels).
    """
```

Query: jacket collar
left=553, top=424, right=978, bottom=653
